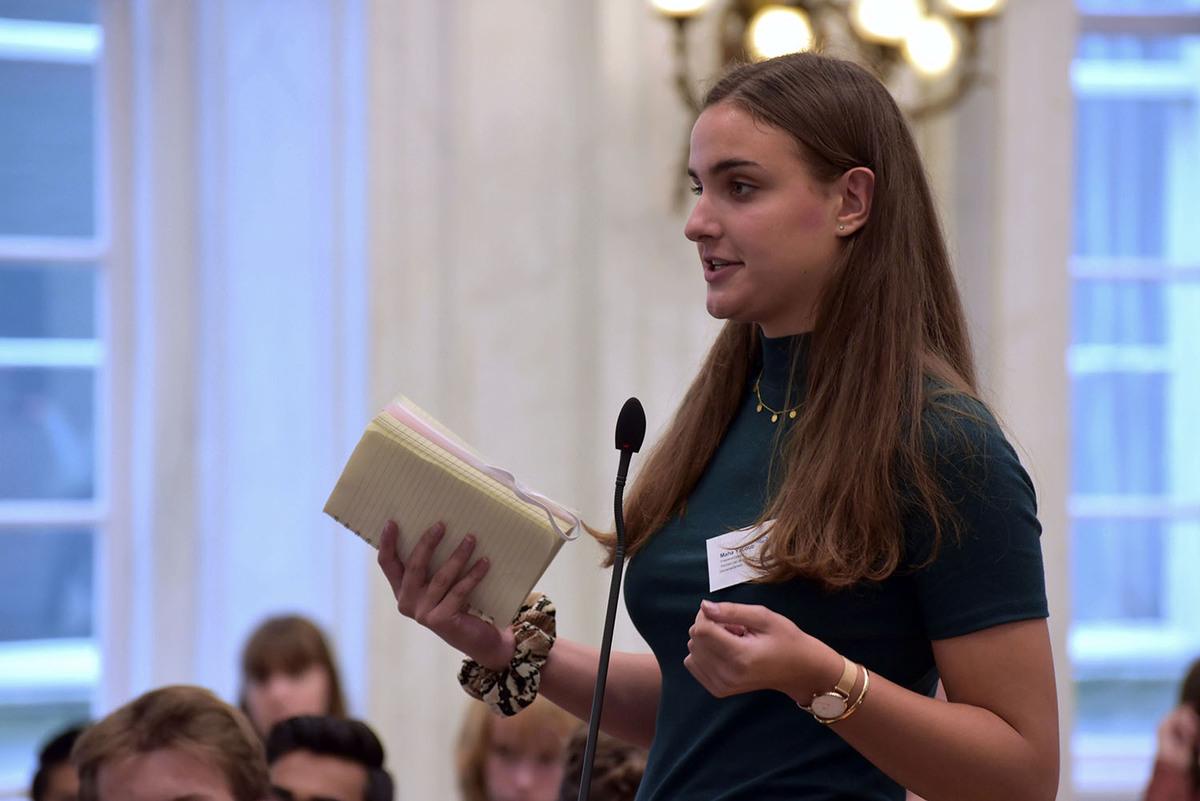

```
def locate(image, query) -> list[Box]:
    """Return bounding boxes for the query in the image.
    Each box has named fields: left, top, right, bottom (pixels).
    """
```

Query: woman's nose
left=684, top=194, right=718, bottom=242
left=264, top=675, right=290, bottom=700
left=511, top=762, right=538, bottom=789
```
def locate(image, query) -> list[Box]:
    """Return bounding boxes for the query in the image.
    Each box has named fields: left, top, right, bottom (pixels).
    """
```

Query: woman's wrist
left=789, top=646, right=848, bottom=706
left=458, top=592, right=556, bottom=717
left=479, top=642, right=516, bottom=673
left=793, top=648, right=869, bottom=724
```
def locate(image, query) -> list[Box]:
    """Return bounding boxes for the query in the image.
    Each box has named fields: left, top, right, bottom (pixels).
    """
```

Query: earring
left=838, top=224, right=845, bottom=231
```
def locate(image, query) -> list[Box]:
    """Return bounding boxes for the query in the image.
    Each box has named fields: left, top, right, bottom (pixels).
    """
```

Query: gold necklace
left=753, top=372, right=800, bottom=423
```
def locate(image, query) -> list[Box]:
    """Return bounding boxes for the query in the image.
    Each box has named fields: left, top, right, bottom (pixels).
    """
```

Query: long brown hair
left=615, top=52, right=978, bottom=588
left=238, top=614, right=348, bottom=730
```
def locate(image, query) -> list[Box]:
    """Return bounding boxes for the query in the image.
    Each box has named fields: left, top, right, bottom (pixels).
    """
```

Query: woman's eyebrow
left=688, top=158, right=764, bottom=181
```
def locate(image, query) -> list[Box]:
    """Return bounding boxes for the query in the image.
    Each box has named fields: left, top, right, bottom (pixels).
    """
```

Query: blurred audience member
left=265, top=715, right=393, bottom=801
left=1145, top=657, right=1200, bottom=801
left=239, top=614, right=348, bottom=738
left=31, top=723, right=88, bottom=801
left=457, top=696, right=576, bottom=801
left=558, top=725, right=646, bottom=801
left=72, top=684, right=269, bottom=801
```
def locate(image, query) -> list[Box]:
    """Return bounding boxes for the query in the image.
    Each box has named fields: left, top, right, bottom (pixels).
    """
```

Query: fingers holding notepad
left=377, top=520, right=516, bottom=672
left=325, top=393, right=580, bottom=627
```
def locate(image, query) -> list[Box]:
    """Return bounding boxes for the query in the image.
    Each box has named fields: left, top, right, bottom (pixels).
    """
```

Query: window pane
left=0, top=702, right=91, bottom=794
left=1078, top=34, right=1189, bottom=61
left=0, top=1, right=94, bottom=23
left=0, top=527, right=92, bottom=641
left=1072, top=518, right=1165, bottom=621
left=0, top=368, right=94, bottom=500
left=0, top=263, right=96, bottom=338
left=1074, top=96, right=1171, bottom=258
left=1078, top=0, right=1200, bottom=12
left=1072, top=279, right=1166, bottom=345
left=0, top=59, right=95, bottom=237
left=1072, top=371, right=1166, bottom=494
left=1075, top=677, right=1178, bottom=735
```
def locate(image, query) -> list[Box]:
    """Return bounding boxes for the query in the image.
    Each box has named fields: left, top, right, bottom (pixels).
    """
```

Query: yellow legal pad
left=324, top=394, right=580, bottom=627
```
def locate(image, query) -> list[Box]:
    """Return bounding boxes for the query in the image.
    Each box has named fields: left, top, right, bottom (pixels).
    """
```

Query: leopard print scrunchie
left=457, top=592, right=556, bottom=716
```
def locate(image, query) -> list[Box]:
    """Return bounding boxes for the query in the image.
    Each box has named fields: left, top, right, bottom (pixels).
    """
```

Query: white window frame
left=1070, top=8, right=1200, bottom=797
left=0, top=14, right=107, bottom=797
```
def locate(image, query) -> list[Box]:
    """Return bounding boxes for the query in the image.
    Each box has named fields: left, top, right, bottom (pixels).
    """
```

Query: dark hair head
left=265, top=715, right=393, bottom=801
left=31, top=723, right=88, bottom=801
left=238, top=614, right=347, bottom=721
left=72, top=685, right=269, bottom=801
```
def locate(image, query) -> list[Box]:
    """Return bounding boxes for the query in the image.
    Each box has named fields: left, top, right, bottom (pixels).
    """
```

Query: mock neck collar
left=755, top=329, right=810, bottom=408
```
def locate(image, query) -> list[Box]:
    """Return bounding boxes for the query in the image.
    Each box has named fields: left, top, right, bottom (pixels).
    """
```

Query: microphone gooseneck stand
left=576, top=397, right=646, bottom=801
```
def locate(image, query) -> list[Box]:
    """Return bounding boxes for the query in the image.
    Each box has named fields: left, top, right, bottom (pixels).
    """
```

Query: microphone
left=614, top=396, right=647, bottom=486
left=577, top=398, right=645, bottom=801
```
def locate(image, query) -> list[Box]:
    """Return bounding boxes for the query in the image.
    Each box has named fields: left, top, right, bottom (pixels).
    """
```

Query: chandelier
left=649, top=0, right=1004, bottom=206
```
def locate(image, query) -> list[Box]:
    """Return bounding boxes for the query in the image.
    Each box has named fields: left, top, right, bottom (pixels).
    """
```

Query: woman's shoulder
left=920, top=383, right=1008, bottom=452
left=915, top=382, right=1033, bottom=504
left=904, top=384, right=1045, bottom=614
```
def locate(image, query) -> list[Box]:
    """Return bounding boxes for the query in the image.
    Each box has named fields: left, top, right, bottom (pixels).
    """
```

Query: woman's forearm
left=820, top=619, right=1059, bottom=801
left=539, top=639, right=661, bottom=749
left=829, top=671, right=1059, bottom=801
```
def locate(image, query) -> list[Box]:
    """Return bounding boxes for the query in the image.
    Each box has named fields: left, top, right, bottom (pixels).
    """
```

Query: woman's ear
left=835, top=167, right=874, bottom=235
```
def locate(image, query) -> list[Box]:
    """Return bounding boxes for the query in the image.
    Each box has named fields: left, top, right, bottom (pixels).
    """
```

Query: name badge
left=706, top=522, right=771, bottom=592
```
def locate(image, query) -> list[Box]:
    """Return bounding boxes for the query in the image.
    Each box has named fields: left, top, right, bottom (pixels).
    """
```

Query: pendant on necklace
left=753, top=375, right=800, bottom=424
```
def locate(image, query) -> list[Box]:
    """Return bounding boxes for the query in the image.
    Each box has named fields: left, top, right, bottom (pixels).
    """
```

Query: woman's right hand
left=377, top=520, right=516, bottom=671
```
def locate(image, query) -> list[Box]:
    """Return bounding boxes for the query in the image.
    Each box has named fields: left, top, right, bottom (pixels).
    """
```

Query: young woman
left=377, top=51, right=1059, bottom=801
left=238, top=614, right=348, bottom=739
left=457, top=696, right=576, bottom=801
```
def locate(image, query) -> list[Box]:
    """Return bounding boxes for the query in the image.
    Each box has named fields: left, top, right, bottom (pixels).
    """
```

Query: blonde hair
left=72, top=685, right=269, bottom=801
left=455, top=697, right=577, bottom=801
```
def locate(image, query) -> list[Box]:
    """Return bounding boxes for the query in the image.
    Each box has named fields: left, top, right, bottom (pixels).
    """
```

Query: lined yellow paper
left=324, top=397, right=578, bottom=627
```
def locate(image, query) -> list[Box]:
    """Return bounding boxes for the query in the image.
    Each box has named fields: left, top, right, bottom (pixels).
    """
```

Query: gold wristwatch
left=798, top=656, right=858, bottom=722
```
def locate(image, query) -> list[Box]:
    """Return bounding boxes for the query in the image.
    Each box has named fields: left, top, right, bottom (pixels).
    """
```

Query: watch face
left=810, top=693, right=848, bottom=720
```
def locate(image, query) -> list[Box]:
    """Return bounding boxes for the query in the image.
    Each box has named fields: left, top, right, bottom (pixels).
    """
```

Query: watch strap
left=818, top=666, right=871, bottom=725
left=831, top=656, right=857, bottom=698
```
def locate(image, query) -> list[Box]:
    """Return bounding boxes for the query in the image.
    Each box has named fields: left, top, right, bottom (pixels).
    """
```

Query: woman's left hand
left=684, top=599, right=842, bottom=701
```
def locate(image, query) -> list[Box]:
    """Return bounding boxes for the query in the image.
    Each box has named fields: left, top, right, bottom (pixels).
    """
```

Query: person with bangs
left=239, top=614, right=349, bottom=739
left=456, top=696, right=576, bottom=801
left=374, top=50, right=1058, bottom=801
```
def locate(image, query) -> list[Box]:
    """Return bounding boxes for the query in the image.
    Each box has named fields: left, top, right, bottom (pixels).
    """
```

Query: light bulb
left=904, top=15, right=959, bottom=76
left=649, top=0, right=712, bottom=18
left=851, top=0, right=923, bottom=44
left=747, top=6, right=814, bottom=60
left=943, top=0, right=1003, bottom=15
